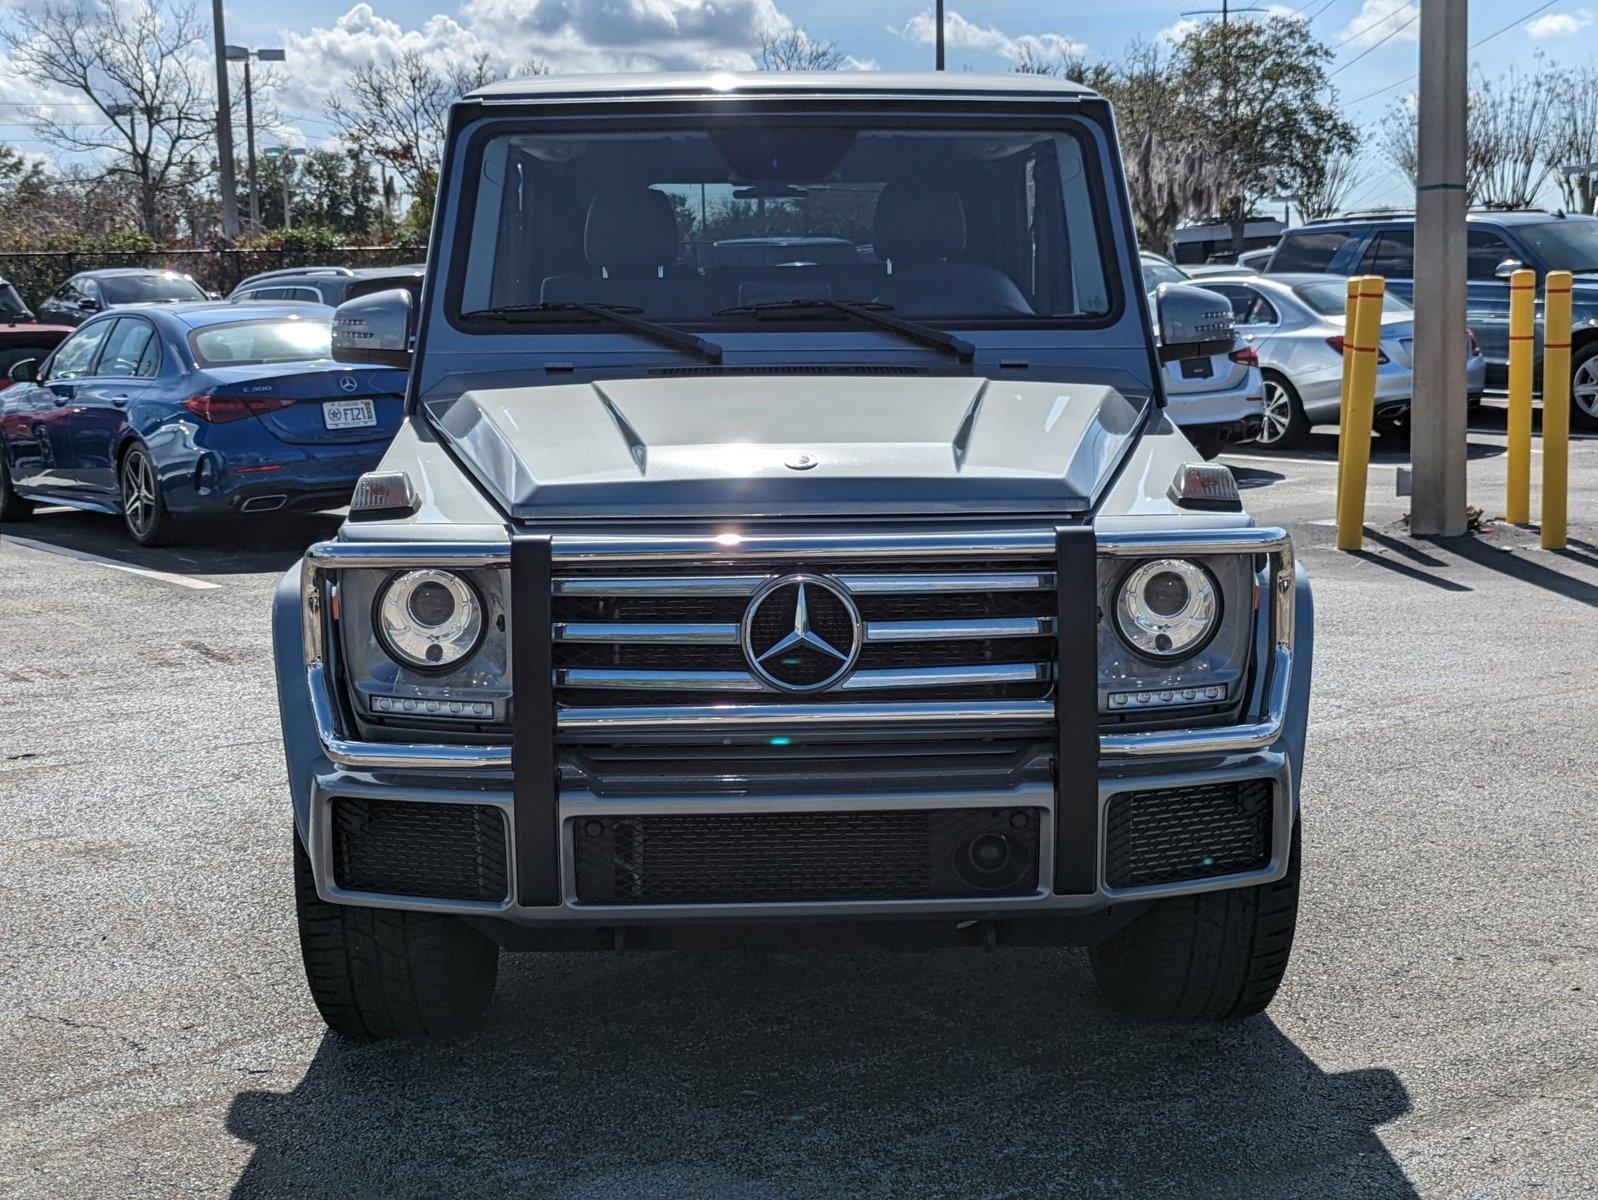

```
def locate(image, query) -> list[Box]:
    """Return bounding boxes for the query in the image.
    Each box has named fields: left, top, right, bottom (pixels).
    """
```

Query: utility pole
left=226, top=45, right=285, bottom=238
left=935, top=0, right=945, bottom=70
left=1411, top=0, right=1469, bottom=535
left=1181, top=0, right=1264, bottom=259
left=210, top=0, right=240, bottom=241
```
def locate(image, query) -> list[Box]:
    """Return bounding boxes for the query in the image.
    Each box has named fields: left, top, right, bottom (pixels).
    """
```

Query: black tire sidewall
left=119, top=444, right=172, bottom=546
left=0, top=449, right=33, bottom=522
left=1571, top=342, right=1598, bottom=430
left=1259, top=372, right=1310, bottom=449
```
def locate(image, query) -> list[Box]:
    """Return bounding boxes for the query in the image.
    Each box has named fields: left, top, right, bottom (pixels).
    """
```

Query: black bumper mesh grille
left=1104, top=780, right=1273, bottom=889
left=574, top=807, right=1041, bottom=905
left=331, top=796, right=508, bottom=902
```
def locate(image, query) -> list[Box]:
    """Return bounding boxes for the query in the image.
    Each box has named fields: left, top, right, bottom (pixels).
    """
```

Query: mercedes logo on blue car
left=339, top=374, right=359, bottom=393
left=741, top=574, right=862, bottom=692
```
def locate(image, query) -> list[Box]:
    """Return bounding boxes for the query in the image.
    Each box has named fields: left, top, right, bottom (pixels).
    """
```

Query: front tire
left=119, top=443, right=176, bottom=546
left=1257, top=373, right=1311, bottom=449
left=1089, top=824, right=1300, bottom=1021
left=293, top=832, right=499, bottom=1040
left=0, top=452, right=34, bottom=522
left=1570, top=342, right=1598, bottom=431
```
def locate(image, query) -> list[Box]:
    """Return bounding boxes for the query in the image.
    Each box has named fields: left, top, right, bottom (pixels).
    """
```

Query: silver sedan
left=1197, top=273, right=1486, bottom=448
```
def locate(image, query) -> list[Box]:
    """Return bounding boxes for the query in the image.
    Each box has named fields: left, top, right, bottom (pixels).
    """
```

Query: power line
left=1328, top=0, right=1415, bottom=51
left=1338, top=0, right=1569, bottom=107
left=1328, top=9, right=1420, bottom=75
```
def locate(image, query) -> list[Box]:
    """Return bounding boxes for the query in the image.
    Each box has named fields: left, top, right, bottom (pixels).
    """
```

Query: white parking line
left=0, top=534, right=222, bottom=591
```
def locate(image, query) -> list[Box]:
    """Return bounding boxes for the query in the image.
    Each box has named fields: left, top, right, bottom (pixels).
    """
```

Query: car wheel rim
left=1573, top=359, right=1598, bottom=419
left=123, top=452, right=155, bottom=537
left=1259, top=382, right=1291, bottom=445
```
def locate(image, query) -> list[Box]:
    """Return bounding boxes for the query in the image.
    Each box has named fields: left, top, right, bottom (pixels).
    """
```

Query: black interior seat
left=541, top=189, right=706, bottom=313
left=872, top=183, right=1032, bottom=316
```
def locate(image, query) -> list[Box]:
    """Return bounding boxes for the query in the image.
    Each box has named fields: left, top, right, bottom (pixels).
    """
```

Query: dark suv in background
left=228, top=265, right=425, bottom=307
left=1264, top=210, right=1598, bottom=427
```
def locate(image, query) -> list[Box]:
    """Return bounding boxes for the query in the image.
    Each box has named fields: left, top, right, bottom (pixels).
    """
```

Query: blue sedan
left=0, top=303, right=406, bottom=545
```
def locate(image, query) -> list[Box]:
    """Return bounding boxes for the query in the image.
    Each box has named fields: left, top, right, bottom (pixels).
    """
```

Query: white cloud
left=1527, top=8, right=1594, bottom=37
left=1335, top=0, right=1421, bottom=49
left=893, top=8, right=1086, bottom=66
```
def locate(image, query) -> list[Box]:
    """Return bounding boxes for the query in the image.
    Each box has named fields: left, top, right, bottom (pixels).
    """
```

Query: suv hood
left=422, top=375, right=1149, bottom=521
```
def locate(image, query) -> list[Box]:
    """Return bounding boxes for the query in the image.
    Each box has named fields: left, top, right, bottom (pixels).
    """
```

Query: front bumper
left=274, top=526, right=1312, bottom=929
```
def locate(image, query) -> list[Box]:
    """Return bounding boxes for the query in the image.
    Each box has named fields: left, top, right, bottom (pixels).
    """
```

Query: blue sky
left=3, top=0, right=1593, bottom=212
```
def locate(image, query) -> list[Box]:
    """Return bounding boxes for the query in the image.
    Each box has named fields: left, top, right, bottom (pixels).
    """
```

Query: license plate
left=1180, top=356, right=1214, bottom=380
left=323, top=398, right=376, bottom=430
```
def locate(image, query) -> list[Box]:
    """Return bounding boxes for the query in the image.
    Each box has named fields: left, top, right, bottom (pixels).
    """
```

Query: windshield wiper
left=712, top=298, right=976, bottom=364
left=461, top=301, right=723, bottom=364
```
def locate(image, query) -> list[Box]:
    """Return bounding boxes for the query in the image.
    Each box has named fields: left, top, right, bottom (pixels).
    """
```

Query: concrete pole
left=210, top=0, right=240, bottom=241
left=1410, top=0, right=1469, bottom=536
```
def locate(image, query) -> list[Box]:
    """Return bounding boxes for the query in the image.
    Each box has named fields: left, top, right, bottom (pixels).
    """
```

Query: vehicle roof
left=235, top=264, right=423, bottom=286
left=1300, top=210, right=1593, bottom=229
left=102, top=301, right=333, bottom=329
left=72, top=267, right=199, bottom=279
left=1231, top=272, right=1352, bottom=287
left=465, top=71, right=1098, bottom=104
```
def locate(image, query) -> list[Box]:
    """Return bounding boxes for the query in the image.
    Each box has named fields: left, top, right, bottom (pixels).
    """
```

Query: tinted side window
left=99, top=318, right=159, bottom=378
left=1359, top=230, right=1415, bottom=278
left=47, top=322, right=113, bottom=381
left=1270, top=230, right=1353, bottom=274
left=1466, top=229, right=1515, bottom=280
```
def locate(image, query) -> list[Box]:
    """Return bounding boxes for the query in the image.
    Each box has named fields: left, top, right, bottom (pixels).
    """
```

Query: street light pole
left=935, top=0, right=945, bottom=70
left=242, top=55, right=259, bottom=234
left=264, top=146, right=306, bottom=229
left=1411, top=0, right=1469, bottom=536
left=210, top=0, right=240, bottom=241
left=225, top=45, right=285, bottom=239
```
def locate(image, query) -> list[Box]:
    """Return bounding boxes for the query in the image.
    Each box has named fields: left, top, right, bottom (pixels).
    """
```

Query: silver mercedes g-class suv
left=274, top=72, right=1313, bottom=1039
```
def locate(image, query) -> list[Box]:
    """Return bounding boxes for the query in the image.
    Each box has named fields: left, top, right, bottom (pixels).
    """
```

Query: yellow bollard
left=1334, top=277, right=1363, bottom=516
left=1541, top=270, right=1572, bottom=550
left=1505, top=268, right=1536, bottom=524
left=1336, top=275, right=1385, bottom=551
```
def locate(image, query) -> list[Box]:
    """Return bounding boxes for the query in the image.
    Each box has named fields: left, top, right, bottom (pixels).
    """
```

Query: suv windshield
left=1511, top=219, right=1598, bottom=273
left=454, top=123, right=1114, bottom=328
left=101, top=273, right=206, bottom=304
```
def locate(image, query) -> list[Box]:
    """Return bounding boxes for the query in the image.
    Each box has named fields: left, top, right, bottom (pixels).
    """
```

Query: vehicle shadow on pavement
left=1, top=508, right=342, bottom=575
left=226, top=950, right=1416, bottom=1199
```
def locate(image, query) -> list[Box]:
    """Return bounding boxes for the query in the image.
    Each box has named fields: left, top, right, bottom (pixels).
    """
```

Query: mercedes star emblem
left=339, top=375, right=359, bottom=393
left=741, top=574, right=862, bottom=692
left=785, top=453, right=818, bottom=471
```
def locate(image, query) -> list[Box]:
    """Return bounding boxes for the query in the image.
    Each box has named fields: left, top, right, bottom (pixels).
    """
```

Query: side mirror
left=1154, top=282, right=1236, bottom=363
left=1494, top=258, right=1526, bottom=280
left=77, top=297, right=100, bottom=312
left=332, top=288, right=413, bottom=370
left=8, top=358, right=38, bottom=384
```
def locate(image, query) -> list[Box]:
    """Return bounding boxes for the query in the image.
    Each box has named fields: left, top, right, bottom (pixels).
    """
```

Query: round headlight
left=375, top=569, right=485, bottom=671
left=1114, top=559, right=1221, bottom=659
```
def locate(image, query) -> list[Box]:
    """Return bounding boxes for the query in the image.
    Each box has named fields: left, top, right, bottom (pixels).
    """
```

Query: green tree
left=1167, top=15, right=1355, bottom=252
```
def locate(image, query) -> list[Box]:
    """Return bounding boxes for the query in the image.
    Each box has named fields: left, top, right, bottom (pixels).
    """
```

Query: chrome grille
left=551, top=563, right=1057, bottom=711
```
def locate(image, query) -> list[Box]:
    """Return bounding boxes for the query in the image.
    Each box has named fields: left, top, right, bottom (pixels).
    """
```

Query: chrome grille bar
left=555, top=622, right=741, bottom=644
left=864, top=617, right=1053, bottom=642
left=551, top=570, right=1055, bottom=597
left=557, top=663, right=1052, bottom=692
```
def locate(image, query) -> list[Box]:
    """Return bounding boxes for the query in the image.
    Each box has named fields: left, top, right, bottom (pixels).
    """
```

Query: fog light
left=371, top=694, right=495, bottom=719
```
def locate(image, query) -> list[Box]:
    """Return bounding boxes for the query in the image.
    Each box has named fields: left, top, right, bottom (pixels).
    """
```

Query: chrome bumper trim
left=301, top=526, right=1295, bottom=771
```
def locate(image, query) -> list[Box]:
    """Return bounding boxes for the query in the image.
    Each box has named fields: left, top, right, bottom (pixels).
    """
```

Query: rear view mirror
left=1154, top=283, right=1236, bottom=363
left=332, top=288, right=413, bottom=370
left=1494, top=258, right=1526, bottom=280
left=8, top=358, right=37, bottom=384
left=77, top=297, right=100, bottom=312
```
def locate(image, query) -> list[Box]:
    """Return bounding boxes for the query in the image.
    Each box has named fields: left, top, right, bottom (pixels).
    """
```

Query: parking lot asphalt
left=2, top=401, right=1595, bottom=1199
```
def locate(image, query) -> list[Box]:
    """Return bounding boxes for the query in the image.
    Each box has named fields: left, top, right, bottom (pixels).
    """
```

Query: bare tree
left=1379, top=68, right=1553, bottom=208
left=1547, top=64, right=1598, bottom=213
left=1291, top=150, right=1362, bottom=220
left=2, top=0, right=216, bottom=239
left=1472, top=64, right=1559, bottom=209
left=756, top=28, right=846, bottom=71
